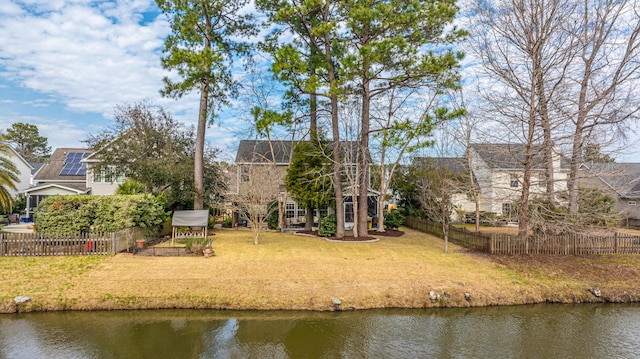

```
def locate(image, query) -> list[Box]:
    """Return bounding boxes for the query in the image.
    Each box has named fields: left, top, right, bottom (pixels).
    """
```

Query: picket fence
left=0, top=228, right=140, bottom=257
left=404, top=216, right=640, bottom=255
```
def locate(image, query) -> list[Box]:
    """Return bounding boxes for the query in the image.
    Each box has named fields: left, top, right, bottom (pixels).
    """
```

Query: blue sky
left=0, top=0, right=249, bottom=161
left=1, top=0, right=638, bottom=163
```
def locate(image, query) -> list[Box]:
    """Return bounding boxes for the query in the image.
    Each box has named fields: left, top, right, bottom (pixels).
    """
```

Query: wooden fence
left=404, top=216, right=640, bottom=255
left=0, top=228, right=140, bottom=257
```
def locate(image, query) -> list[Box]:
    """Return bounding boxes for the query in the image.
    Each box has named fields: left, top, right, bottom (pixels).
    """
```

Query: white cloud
left=0, top=0, right=171, bottom=117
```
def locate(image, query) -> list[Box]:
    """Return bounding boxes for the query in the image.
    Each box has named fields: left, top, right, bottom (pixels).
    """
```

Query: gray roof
left=235, top=140, right=361, bottom=164
left=470, top=143, right=569, bottom=170
left=33, top=147, right=91, bottom=184
left=584, top=162, right=640, bottom=199
left=413, top=157, right=469, bottom=174
left=236, top=140, right=294, bottom=164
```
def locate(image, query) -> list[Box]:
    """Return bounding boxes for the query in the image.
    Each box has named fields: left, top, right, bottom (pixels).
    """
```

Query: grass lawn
left=2, top=227, right=640, bottom=313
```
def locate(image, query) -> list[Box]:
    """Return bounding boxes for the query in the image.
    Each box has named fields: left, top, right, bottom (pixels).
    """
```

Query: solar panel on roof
left=59, top=152, right=91, bottom=176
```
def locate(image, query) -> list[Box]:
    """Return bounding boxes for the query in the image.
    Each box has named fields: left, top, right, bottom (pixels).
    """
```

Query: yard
left=2, top=226, right=640, bottom=313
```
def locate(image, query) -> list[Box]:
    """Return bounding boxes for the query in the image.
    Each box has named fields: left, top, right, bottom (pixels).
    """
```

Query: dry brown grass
left=1, top=227, right=639, bottom=313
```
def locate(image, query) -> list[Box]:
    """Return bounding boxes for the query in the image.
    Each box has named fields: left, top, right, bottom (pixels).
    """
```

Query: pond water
left=1, top=304, right=639, bottom=358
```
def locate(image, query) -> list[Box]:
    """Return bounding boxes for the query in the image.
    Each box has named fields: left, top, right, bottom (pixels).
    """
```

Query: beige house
left=234, top=140, right=378, bottom=229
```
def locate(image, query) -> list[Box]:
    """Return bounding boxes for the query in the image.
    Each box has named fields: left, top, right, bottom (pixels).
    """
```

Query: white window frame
left=93, top=165, right=124, bottom=184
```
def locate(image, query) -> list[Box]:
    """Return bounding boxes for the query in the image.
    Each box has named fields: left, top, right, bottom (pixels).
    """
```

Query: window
left=93, top=166, right=124, bottom=184
left=240, top=165, right=250, bottom=183
left=297, top=207, right=305, bottom=218
left=510, top=174, right=519, bottom=188
left=629, top=201, right=637, bottom=206
left=285, top=203, right=296, bottom=218
left=502, top=203, right=511, bottom=217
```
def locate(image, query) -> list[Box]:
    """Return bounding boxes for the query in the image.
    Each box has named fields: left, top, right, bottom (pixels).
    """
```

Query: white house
left=81, top=151, right=125, bottom=195
left=468, top=143, right=569, bottom=217
left=0, top=144, right=34, bottom=200
left=413, top=144, right=570, bottom=220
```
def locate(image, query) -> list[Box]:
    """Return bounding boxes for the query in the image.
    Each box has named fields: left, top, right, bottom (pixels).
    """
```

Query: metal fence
left=404, top=216, right=640, bottom=255
left=0, top=228, right=141, bottom=257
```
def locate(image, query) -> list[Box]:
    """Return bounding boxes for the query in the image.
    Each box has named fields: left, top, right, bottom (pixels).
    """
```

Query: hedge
left=35, top=194, right=168, bottom=235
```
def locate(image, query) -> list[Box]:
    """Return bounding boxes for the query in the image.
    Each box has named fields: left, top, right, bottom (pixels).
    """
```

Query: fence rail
left=404, top=216, right=640, bottom=255
left=0, top=228, right=140, bottom=257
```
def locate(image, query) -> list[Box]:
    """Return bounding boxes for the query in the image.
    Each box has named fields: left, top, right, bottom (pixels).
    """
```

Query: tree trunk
left=194, top=79, right=207, bottom=210
left=357, top=78, right=371, bottom=238
left=305, top=205, right=314, bottom=231
left=536, top=69, right=555, bottom=202
left=332, top=99, right=345, bottom=238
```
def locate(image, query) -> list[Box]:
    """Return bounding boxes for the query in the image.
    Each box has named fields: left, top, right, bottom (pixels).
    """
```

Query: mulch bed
left=296, top=229, right=404, bottom=241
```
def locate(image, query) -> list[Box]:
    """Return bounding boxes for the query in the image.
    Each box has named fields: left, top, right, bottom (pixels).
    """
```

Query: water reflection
left=1, top=304, right=639, bottom=358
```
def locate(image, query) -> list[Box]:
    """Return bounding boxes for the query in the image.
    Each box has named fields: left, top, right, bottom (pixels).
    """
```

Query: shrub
left=266, top=201, right=279, bottom=230
left=222, top=217, right=232, bottom=228
left=35, top=194, right=168, bottom=235
left=384, top=211, right=405, bottom=230
left=184, top=237, right=210, bottom=255
left=319, top=213, right=337, bottom=237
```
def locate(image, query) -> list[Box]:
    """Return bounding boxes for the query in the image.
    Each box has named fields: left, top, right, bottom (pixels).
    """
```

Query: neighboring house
left=0, top=144, right=34, bottom=200
left=467, top=143, right=569, bottom=217
left=234, top=140, right=378, bottom=229
left=414, top=144, right=569, bottom=219
left=578, top=162, right=640, bottom=225
left=81, top=151, right=125, bottom=195
left=22, top=148, right=93, bottom=218
left=412, top=157, right=476, bottom=220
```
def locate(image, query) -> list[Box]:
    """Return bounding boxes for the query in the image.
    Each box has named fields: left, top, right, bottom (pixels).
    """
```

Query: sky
left=0, top=0, right=250, bottom=161
left=1, top=0, right=638, bottom=163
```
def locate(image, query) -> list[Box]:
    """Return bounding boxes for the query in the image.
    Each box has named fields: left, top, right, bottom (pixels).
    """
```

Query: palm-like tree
left=0, top=143, right=19, bottom=213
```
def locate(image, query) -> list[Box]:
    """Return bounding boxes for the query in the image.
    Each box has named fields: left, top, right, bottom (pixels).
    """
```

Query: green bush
left=319, top=213, right=337, bottom=237
left=384, top=211, right=405, bottom=230
left=222, top=217, right=232, bottom=228
left=266, top=201, right=279, bottom=230
left=35, top=196, right=94, bottom=233
left=35, top=194, right=168, bottom=235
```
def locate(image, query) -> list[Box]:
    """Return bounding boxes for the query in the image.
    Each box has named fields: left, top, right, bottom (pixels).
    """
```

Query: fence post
left=614, top=232, right=618, bottom=254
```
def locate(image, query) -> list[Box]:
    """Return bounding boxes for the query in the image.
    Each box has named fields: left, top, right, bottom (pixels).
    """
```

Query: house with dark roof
left=414, top=144, right=570, bottom=219
left=468, top=143, right=569, bottom=217
left=578, top=162, right=640, bottom=225
left=22, top=148, right=92, bottom=218
left=234, top=140, right=378, bottom=229
left=467, top=143, right=569, bottom=217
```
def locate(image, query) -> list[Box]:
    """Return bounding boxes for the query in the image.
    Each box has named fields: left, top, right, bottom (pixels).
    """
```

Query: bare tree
left=445, top=90, right=483, bottom=232
left=231, top=164, right=282, bottom=245
left=563, top=0, right=640, bottom=214
left=416, top=157, right=470, bottom=253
